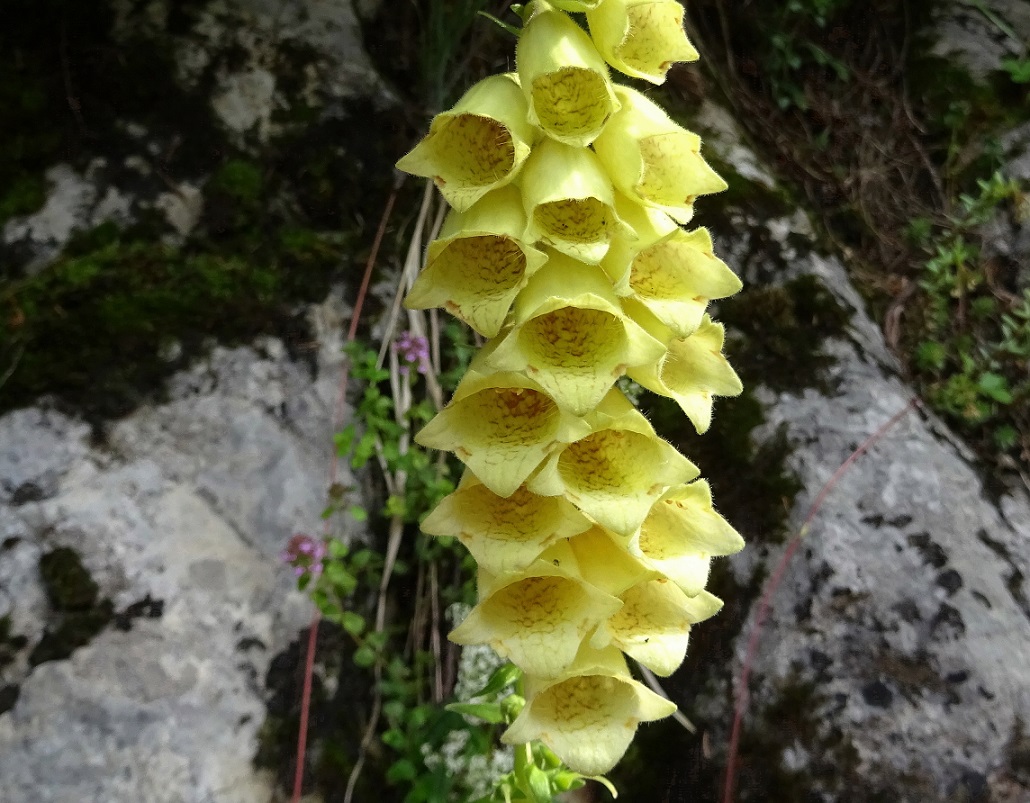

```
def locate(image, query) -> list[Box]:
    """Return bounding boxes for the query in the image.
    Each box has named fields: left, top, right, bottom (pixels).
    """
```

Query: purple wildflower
left=281, top=533, right=327, bottom=579
left=394, top=331, right=431, bottom=376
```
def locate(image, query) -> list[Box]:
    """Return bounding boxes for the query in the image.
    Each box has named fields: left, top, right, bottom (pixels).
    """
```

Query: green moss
left=30, top=548, right=113, bottom=666
left=39, top=547, right=99, bottom=611
left=718, top=275, right=853, bottom=394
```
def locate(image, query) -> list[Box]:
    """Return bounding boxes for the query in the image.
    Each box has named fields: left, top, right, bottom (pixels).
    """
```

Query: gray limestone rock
left=691, top=117, right=1030, bottom=801
left=0, top=338, right=352, bottom=803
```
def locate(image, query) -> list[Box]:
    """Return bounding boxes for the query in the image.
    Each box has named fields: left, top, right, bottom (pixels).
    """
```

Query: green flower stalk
left=397, top=0, right=745, bottom=781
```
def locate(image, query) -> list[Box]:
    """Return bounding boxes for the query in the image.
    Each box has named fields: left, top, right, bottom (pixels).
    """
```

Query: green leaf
left=445, top=702, right=506, bottom=724
left=386, top=759, right=418, bottom=784
left=978, top=372, right=1013, bottom=404
left=381, top=728, right=406, bottom=750
left=327, top=539, right=349, bottom=558
left=474, top=663, right=522, bottom=699
left=340, top=611, right=365, bottom=635
left=353, top=645, right=376, bottom=667
left=348, top=505, right=368, bottom=522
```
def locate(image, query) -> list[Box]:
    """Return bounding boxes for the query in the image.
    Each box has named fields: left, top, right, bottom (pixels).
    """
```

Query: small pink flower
left=281, top=533, right=327, bottom=578
left=394, top=331, right=431, bottom=376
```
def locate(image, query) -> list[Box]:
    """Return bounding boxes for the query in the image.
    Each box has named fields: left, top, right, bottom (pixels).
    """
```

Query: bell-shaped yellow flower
left=593, top=86, right=726, bottom=224
left=519, top=139, right=627, bottom=264
left=486, top=253, right=666, bottom=415
left=517, top=4, right=620, bottom=147
left=396, top=74, right=535, bottom=212
left=591, top=578, right=722, bottom=676
left=415, top=371, right=591, bottom=497
left=529, top=390, right=699, bottom=535
left=606, top=223, right=742, bottom=339
left=568, top=525, right=655, bottom=597
left=587, top=0, right=699, bottom=84
left=502, top=645, right=677, bottom=775
left=630, top=480, right=745, bottom=595
left=450, top=553, right=623, bottom=679
left=627, top=312, right=743, bottom=434
left=405, top=186, right=547, bottom=337
left=421, top=472, right=592, bottom=575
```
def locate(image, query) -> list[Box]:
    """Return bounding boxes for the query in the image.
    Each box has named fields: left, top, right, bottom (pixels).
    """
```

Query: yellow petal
left=405, top=186, right=547, bottom=337
left=450, top=559, right=623, bottom=679
left=486, top=254, right=666, bottom=415
left=517, top=6, right=620, bottom=147
left=628, top=314, right=743, bottom=434
left=593, top=86, right=726, bottom=224
left=529, top=390, right=699, bottom=535
left=625, top=227, right=742, bottom=337
left=587, top=0, right=699, bottom=84
left=519, top=139, right=625, bottom=263
left=601, top=192, right=679, bottom=295
left=421, top=472, right=592, bottom=575
left=395, top=74, right=535, bottom=211
left=631, top=480, right=744, bottom=594
left=591, top=577, right=719, bottom=676
left=416, top=372, right=590, bottom=497
left=502, top=645, right=676, bottom=774
left=568, top=525, right=654, bottom=596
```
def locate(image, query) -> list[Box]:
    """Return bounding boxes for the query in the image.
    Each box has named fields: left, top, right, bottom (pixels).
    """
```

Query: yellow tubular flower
left=528, top=390, right=699, bottom=535
left=587, top=0, right=699, bottom=84
left=517, top=4, right=620, bottom=147
left=630, top=480, right=745, bottom=595
left=502, top=645, right=677, bottom=775
left=593, top=86, right=726, bottom=224
left=610, top=223, right=743, bottom=338
left=395, top=74, right=535, bottom=212
left=450, top=553, right=623, bottom=679
left=626, top=311, right=743, bottom=434
left=415, top=371, right=591, bottom=497
left=486, top=253, right=666, bottom=416
left=591, top=578, right=723, bottom=676
left=405, top=186, right=547, bottom=337
left=520, top=138, right=627, bottom=264
left=420, top=472, right=592, bottom=575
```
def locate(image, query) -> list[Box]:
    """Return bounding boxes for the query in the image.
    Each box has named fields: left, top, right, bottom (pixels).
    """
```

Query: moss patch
left=718, top=275, right=853, bottom=395
left=29, top=547, right=114, bottom=666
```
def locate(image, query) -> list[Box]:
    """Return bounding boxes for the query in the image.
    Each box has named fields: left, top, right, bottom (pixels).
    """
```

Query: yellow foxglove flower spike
left=421, top=472, right=592, bottom=575
left=626, top=312, right=743, bottom=434
left=502, top=645, right=677, bottom=775
left=594, top=85, right=727, bottom=224
left=529, top=390, right=699, bottom=535
left=415, top=371, right=591, bottom=497
left=587, top=0, right=699, bottom=84
left=405, top=186, right=547, bottom=338
left=486, top=253, right=666, bottom=415
left=591, top=578, right=722, bottom=676
left=519, top=138, right=628, bottom=264
left=517, top=3, right=620, bottom=147
left=450, top=552, right=624, bottom=679
left=395, top=74, right=535, bottom=212
left=630, top=480, right=745, bottom=595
